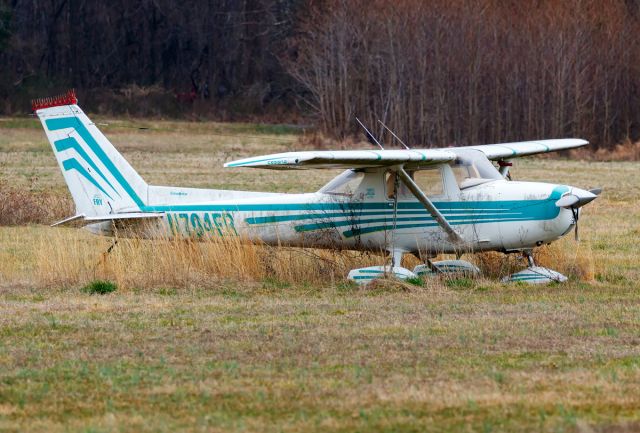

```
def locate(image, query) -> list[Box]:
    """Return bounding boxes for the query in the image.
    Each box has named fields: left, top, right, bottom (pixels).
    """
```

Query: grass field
left=1, top=117, right=639, bottom=432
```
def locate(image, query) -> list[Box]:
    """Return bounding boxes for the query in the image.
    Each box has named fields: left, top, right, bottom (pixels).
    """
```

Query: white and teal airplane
left=34, top=90, right=600, bottom=284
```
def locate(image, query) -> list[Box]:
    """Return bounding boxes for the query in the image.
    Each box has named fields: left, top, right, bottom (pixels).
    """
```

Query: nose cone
left=555, top=187, right=600, bottom=208
left=572, top=187, right=599, bottom=207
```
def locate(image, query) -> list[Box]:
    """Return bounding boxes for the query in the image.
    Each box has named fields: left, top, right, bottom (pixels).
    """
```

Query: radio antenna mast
left=355, top=117, right=384, bottom=150
left=377, top=119, right=410, bottom=150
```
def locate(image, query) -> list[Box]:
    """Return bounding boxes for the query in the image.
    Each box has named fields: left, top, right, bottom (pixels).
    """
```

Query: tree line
left=2, top=0, right=640, bottom=148
left=0, top=0, right=303, bottom=117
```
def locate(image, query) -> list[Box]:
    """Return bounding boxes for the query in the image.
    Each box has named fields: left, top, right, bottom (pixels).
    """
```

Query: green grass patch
left=81, top=280, right=118, bottom=295
left=405, top=276, right=424, bottom=286
left=445, top=277, right=475, bottom=290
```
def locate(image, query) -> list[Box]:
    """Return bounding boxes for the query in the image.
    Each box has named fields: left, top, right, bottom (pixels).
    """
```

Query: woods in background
left=288, top=0, right=640, bottom=148
left=0, top=0, right=302, bottom=117
left=2, top=0, right=640, bottom=148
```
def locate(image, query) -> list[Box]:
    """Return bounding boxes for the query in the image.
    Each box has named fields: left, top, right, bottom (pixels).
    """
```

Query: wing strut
left=396, top=167, right=465, bottom=245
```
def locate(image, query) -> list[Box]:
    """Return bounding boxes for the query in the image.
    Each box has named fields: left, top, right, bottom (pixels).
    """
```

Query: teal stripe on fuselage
left=247, top=210, right=523, bottom=226
left=294, top=214, right=530, bottom=233
left=142, top=188, right=567, bottom=214
left=341, top=216, right=539, bottom=237
left=246, top=211, right=390, bottom=225
left=143, top=186, right=568, bottom=213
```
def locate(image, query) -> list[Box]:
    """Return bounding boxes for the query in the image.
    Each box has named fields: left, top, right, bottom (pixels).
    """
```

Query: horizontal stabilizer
left=52, top=212, right=164, bottom=227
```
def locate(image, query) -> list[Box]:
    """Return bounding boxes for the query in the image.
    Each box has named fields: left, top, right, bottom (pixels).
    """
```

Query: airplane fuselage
left=87, top=170, right=577, bottom=257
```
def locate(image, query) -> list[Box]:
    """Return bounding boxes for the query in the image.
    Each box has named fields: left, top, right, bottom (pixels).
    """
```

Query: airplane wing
left=224, top=149, right=457, bottom=170
left=460, top=138, right=588, bottom=160
left=225, top=139, right=587, bottom=170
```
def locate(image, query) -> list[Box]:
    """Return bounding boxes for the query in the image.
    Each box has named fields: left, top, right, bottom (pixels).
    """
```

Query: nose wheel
left=503, top=250, right=567, bottom=284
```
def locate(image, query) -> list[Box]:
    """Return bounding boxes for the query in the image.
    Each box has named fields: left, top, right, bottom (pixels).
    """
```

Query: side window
left=385, top=168, right=443, bottom=199
left=385, top=171, right=396, bottom=199
left=385, top=171, right=409, bottom=199
left=410, top=168, right=444, bottom=196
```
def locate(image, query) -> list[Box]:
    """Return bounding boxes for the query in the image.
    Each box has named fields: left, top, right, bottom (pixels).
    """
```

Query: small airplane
left=33, top=90, right=600, bottom=284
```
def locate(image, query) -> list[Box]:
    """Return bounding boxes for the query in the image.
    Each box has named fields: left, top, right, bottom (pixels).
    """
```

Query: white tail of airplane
left=34, top=90, right=279, bottom=230
left=34, top=90, right=148, bottom=217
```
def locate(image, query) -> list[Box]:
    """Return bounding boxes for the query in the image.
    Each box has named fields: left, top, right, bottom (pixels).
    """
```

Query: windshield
left=451, top=149, right=502, bottom=189
left=319, top=170, right=365, bottom=196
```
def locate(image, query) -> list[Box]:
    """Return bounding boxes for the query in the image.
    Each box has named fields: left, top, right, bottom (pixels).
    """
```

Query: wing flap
left=224, top=149, right=457, bottom=170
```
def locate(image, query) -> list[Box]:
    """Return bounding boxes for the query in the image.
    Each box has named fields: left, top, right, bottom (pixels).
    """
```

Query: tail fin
left=33, top=90, right=148, bottom=216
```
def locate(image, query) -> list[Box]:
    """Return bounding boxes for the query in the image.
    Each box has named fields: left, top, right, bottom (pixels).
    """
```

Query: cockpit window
left=319, top=170, right=365, bottom=196
left=451, top=149, right=502, bottom=189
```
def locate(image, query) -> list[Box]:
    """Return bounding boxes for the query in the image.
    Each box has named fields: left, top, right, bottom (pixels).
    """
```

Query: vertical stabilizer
left=34, top=90, right=148, bottom=216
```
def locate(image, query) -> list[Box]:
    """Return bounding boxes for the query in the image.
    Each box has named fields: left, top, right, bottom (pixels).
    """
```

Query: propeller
left=555, top=187, right=601, bottom=241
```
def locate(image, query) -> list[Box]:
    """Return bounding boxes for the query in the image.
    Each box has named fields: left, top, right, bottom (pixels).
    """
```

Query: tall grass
left=31, top=227, right=595, bottom=291
left=474, top=240, right=595, bottom=281
left=34, top=230, right=383, bottom=290
left=0, top=181, right=73, bottom=225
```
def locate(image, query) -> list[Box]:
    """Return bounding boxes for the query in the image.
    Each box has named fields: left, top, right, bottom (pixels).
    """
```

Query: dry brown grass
left=535, top=241, right=596, bottom=281
left=473, top=240, right=595, bottom=281
left=32, top=229, right=385, bottom=290
left=27, top=228, right=596, bottom=291
left=295, top=130, right=366, bottom=150
left=0, top=180, right=72, bottom=225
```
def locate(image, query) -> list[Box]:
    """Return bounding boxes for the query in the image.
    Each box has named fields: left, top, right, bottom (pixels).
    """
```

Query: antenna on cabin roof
left=355, top=117, right=384, bottom=150
left=377, top=119, right=410, bottom=150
